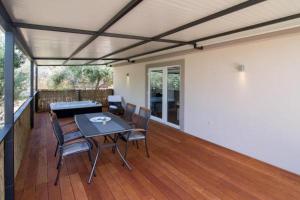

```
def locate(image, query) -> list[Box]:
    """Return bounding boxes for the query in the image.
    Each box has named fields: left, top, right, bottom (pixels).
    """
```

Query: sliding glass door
left=148, top=66, right=180, bottom=128
left=149, top=69, right=163, bottom=120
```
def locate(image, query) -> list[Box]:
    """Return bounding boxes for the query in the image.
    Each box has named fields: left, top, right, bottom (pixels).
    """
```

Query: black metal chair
left=108, top=95, right=124, bottom=115
left=123, top=103, right=136, bottom=123
left=110, top=103, right=137, bottom=147
left=121, top=107, right=151, bottom=159
left=49, top=113, right=94, bottom=185
left=49, top=111, right=83, bottom=157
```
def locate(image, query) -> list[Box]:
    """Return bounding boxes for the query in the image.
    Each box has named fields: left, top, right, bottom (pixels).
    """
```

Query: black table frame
left=74, top=112, right=132, bottom=183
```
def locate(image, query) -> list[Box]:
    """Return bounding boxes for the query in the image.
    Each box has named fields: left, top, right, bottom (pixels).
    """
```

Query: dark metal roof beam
left=125, top=13, right=300, bottom=60
left=37, top=64, right=108, bottom=67
left=13, top=22, right=190, bottom=44
left=34, top=57, right=127, bottom=61
left=103, top=32, right=190, bottom=44
left=191, top=13, right=300, bottom=43
left=63, top=0, right=143, bottom=65
left=87, top=0, right=265, bottom=65
left=128, top=43, right=185, bottom=59
left=14, top=22, right=95, bottom=35
left=152, top=0, right=265, bottom=39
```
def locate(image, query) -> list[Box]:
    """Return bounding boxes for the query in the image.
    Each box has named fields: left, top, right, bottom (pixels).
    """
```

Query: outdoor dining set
left=48, top=95, right=151, bottom=185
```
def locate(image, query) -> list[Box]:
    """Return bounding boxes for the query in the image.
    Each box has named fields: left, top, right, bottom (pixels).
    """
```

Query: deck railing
left=36, top=89, right=114, bottom=112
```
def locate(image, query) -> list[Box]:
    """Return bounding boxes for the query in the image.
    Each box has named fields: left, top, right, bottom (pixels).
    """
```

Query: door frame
left=145, top=59, right=185, bottom=131
left=147, top=67, right=165, bottom=123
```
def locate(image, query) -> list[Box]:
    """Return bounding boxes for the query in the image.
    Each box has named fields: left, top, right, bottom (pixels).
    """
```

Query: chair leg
left=54, top=141, right=59, bottom=157
left=55, top=157, right=63, bottom=185
left=136, top=140, right=139, bottom=149
left=104, top=136, right=108, bottom=143
left=112, top=134, right=118, bottom=154
left=56, top=154, right=62, bottom=170
left=144, top=139, right=150, bottom=158
left=122, top=141, right=129, bottom=166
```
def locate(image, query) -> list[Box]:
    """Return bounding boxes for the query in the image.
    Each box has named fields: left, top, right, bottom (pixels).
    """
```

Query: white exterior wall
left=113, top=31, right=300, bottom=175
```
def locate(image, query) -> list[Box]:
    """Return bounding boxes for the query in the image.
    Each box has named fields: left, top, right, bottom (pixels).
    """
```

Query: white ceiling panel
left=3, top=0, right=131, bottom=31
left=108, top=0, right=243, bottom=37
left=20, top=28, right=90, bottom=57
left=108, top=42, right=173, bottom=58
left=5, top=0, right=300, bottom=63
left=196, top=17, right=300, bottom=46
left=36, top=59, right=63, bottom=65
left=75, top=36, right=141, bottom=58
left=165, top=0, right=300, bottom=41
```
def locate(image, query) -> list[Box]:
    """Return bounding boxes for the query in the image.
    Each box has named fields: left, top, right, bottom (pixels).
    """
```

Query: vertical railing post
left=35, top=65, right=38, bottom=91
left=30, top=60, right=34, bottom=128
left=35, top=66, right=38, bottom=112
left=4, top=31, right=15, bottom=200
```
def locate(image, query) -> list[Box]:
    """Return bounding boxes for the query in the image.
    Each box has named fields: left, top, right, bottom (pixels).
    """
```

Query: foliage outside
left=0, top=33, right=31, bottom=127
left=38, top=65, right=113, bottom=90
left=150, top=70, right=180, bottom=91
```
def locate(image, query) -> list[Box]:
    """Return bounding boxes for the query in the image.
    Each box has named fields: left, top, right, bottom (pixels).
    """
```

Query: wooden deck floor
left=15, top=113, right=300, bottom=200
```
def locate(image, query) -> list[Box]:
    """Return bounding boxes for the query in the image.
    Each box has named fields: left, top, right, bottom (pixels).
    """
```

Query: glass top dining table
left=75, top=112, right=133, bottom=183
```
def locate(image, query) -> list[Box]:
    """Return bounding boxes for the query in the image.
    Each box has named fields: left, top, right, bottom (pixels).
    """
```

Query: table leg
left=115, top=144, right=132, bottom=170
left=88, top=139, right=100, bottom=184
left=114, top=134, right=132, bottom=170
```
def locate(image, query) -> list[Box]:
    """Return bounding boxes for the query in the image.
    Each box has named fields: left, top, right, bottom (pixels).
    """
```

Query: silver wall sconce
left=238, top=64, right=245, bottom=72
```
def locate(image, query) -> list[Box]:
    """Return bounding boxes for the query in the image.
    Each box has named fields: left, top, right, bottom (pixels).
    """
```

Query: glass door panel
left=167, top=67, right=180, bottom=125
left=149, top=69, right=163, bottom=119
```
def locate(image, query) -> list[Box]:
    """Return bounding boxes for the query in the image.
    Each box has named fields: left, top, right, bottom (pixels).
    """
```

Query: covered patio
left=1, top=0, right=300, bottom=199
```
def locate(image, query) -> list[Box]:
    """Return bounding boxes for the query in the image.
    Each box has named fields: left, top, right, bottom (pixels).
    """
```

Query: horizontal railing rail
left=0, top=91, right=37, bottom=143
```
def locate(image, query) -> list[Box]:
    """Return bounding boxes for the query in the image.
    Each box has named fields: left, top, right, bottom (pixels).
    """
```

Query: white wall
left=113, top=31, right=300, bottom=175
left=113, top=63, right=146, bottom=109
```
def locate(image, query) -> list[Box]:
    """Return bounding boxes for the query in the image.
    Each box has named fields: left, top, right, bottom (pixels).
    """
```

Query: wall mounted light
left=238, top=64, right=245, bottom=72
left=126, top=73, right=130, bottom=86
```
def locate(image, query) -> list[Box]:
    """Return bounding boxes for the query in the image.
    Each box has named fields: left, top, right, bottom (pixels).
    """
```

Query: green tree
left=83, top=66, right=112, bottom=89
left=49, top=65, right=113, bottom=90
left=0, top=35, right=28, bottom=100
left=13, top=48, right=28, bottom=100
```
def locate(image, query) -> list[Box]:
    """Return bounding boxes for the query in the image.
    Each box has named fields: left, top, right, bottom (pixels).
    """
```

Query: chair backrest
left=134, top=107, right=151, bottom=131
left=108, top=95, right=122, bottom=103
left=139, top=107, right=151, bottom=119
left=49, top=111, right=64, bottom=146
left=123, top=103, right=136, bottom=122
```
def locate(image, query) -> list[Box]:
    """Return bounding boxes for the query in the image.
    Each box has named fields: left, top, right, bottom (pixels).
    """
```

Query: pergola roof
left=1, top=0, right=300, bottom=66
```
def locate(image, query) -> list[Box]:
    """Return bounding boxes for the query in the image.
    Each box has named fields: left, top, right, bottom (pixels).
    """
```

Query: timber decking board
left=14, top=113, right=300, bottom=200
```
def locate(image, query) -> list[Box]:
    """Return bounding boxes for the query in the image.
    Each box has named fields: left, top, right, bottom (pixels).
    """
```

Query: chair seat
left=63, top=131, right=82, bottom=142
left=62, top=141, right=90, bottom=156
left=122, top=131, right=145, bottom=141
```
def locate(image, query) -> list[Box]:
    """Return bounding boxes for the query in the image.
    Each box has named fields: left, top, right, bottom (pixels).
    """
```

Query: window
left=14, top=47, right=30, bottom=112
left=38, top=65, right=113, bottom=90
left=0, top=30, right=4, bottom=128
